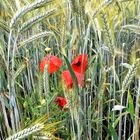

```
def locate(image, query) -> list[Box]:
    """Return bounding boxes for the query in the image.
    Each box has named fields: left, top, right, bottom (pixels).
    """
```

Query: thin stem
left=7, top=29, right=16, bottom=133
left=12, top=36, right=20, bottom=130
left=70, top=109, right=76, bottom=140
left=132, top=77, right=140, bottom=140
left=118, top=91, right=124, bottom=140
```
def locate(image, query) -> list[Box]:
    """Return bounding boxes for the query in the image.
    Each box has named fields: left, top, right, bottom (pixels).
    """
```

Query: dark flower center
left=75, top=61, right=81, bottom=66
left=55, top=99, right=61, bottom=103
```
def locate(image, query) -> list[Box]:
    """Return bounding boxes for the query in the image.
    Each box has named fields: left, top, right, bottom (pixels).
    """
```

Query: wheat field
left=0, top=0, right=140, bottom=140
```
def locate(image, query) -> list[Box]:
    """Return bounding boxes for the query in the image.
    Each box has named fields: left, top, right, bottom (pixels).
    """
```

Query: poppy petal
left=62, top=70, right=73, bottom=89
left=39, top=57, right=49, bottom=73
left=49, top=55, right=62, bottom=67
left=39, top=55, right=62, bottom=73
left=71, top=54, right=87, bottom=74
left=55, top=97, right=67, bottom=109
left=48, top=63, right=59, bottom=73
left=62, top=70, right=85, bottom=89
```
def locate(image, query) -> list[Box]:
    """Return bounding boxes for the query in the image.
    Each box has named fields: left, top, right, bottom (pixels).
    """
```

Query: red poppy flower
left=62, top=70, right=84, bottom=89
left=39, top=55, right=62, bottom=73
left=62, top=70, right=73, bottom=89
left=71, top=54, right=87, bottom=74
left=55, top=97, right=67, bottom=110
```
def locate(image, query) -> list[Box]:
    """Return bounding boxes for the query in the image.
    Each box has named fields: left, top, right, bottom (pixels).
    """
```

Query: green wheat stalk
left=92, top=0, right=112, bottom=19
left=101, top=12, right=115, bottom=56
left=79, top=0, right=84, bottom=17
left=19, top=31, right=52, bottom=47
left=69, top=0, right=77, bottom=14
left=123, top=24, right=140, bottom=33
left=43, top=65, right=50, bottom=115
left=6, top=124, right=44, bottom=140
left=39, top=74, right=43, bottom=97
left=119, top=59, right=139, bottom=140
left=19, top=8, right=57, bottom=33
left=0, top=20, right=9, bottom=33
left=60, top=17, right=66, bottom=48
left=14, top=63, right=26, bottom=79
left=98, top=66, right=106, bottom=139
left=122, top=59, right=140, bottom=93
left=10, top=0, right=53, bottom=28
left=0, top=94, right=11, bottom=135
left=43, top=65, right=50, bottom=97
left=132, top=77, right=140, bottom=140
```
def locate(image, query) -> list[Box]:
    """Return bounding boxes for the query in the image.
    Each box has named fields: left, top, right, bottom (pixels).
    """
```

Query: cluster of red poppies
left=39, top=54, right=87, bottom=110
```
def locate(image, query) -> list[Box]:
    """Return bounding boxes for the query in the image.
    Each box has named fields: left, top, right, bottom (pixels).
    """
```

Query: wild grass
left=0, top=0, right=140, bottom=140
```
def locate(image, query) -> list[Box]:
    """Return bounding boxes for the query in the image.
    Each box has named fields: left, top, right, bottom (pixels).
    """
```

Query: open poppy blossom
left=71, top=54, right=87, bottom=74
left=39, top=55, right=62, bottom=73
left=55, top=97, right=67, bottom=110
left=62, top=70, right=84, bottom=89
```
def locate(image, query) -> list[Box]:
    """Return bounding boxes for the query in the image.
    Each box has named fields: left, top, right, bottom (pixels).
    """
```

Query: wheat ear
left=122, top=59, right=140, bottom=93
left=19, top=8, right=57, bottom=32
left=14, top=63, right=26, bottom=79
left=19, top=31, right=52, bottom=47
left=6, top=124, right=44, bottom=140
left=10, top=0, right=53, bottom=28
left=101, top=12, right=115, bottom=56
left=43, top=65, right=50, bottom=98
left=92, top=0, right=112, bottom=19
left=43, top=65, right=50, bottom=115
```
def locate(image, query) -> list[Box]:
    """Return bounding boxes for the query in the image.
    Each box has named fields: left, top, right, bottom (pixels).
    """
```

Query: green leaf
left=109, top=124, right=118, bottom=140
left=87, top=55, right=96, bottom=68
left=63, top=55, right=79, bottom=94
left=127, top=91, right=134, bottom=122
left=113, top=112, right=127, bottom=128
left=104, top=124, right=118, bottom=140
